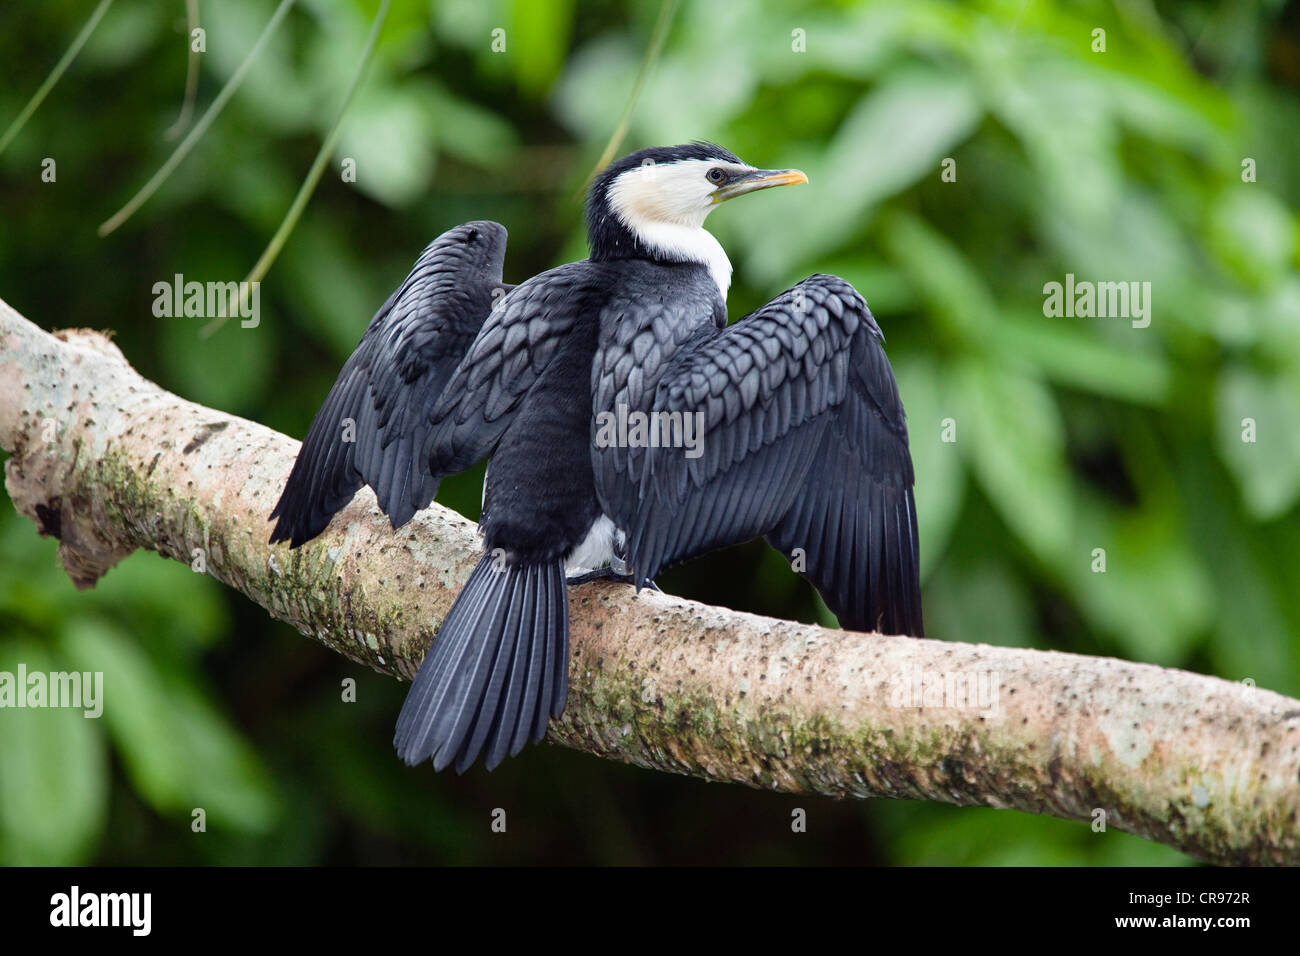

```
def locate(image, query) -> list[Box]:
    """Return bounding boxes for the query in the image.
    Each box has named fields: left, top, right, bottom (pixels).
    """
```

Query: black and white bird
left=270, top=142, right=922, bottom=774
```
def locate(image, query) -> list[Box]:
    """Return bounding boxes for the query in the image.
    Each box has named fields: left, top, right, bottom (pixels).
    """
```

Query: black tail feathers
left=394, top=555, right=569, bottom=772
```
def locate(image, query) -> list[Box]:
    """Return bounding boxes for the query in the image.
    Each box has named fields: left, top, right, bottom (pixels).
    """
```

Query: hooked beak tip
left=713, top=168, right=809, bottom=204
left=769, top=169, right=809, bottom=187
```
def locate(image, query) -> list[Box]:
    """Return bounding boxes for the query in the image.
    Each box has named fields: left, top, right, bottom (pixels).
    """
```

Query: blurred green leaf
left=203, top=0, right=314, bottom=133
left=1099, top=69, right=1231, bottom=153
left=553, top=35, right=637, bottom=140
left=1178, top=452, right=1298, bottom=695
left=988, top=57, right=1122, bottom=226
left=893, top=356, right=965, bottom=575
left=160, top=308, right=274, bottom=414
left=282, top=218, right=379, bottom=357
left=79, top=2, right=160, bottom=69
left=876, top=209, right=992, bottom=341
left=922, top=558, right=1037, bottom=649
left=875, top=800, right=1191, bottom=866
left=987, top=312, right=1171, bottom=405
left=59, top=618, right=188, bottom=814
left=433, top=0, right=507, bottom=53
left=337, top=84, right=437, bottom=208
left=1216, top=365, right=1300, bottom=520
left=743, top=69, right=982, bottom=279
left=956, top=359, right=1073, bottom=564
left=61, top=548, right=228, bottom=650
left=1259, top=280, right=1300, bottom=377
left=508, top=0, right=575, bottom=96
left=427, top=84, right=517, bottom=168
left=1065, top=494, right=1212, bottom=664
left=166, top=675, right=281, bottom=833
left=1207, top=187, right=1297, bottom=290
left=0, top=641, right=108, bottom=865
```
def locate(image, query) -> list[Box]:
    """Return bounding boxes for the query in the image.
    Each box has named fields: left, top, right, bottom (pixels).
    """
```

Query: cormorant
left=270, top=142, right=922, bottom=774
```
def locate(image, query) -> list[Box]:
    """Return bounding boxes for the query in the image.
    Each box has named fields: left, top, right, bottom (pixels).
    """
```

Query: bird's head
left=585, top=142, right=807, bottom=297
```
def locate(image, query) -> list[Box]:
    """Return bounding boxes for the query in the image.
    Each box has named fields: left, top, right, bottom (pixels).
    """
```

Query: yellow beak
left=712, top=168, right=809, bottom=204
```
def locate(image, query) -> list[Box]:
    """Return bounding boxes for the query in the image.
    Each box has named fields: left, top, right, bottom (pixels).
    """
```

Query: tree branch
left=2, top=296, right=1297, bottom=864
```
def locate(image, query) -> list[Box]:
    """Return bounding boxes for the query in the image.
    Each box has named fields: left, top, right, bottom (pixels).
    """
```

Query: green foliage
left=0, top=639, right=107, bottom=865
left=0, top=521, right=278, bottom=863
left=1, top=0, right=1297, bottom=865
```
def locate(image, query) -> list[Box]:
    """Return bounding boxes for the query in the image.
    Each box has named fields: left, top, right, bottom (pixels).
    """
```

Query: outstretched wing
left=593, top=274, right=923, bottom=636
left=270, top=221, right=509, bottom=547
left=417, top=260, right=612, bottom=478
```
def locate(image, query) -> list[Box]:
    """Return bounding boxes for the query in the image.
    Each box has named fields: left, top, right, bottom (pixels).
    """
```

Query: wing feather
left=593, top=273, right=923, bottom=636
left=270, top=221, right=508, bottom=546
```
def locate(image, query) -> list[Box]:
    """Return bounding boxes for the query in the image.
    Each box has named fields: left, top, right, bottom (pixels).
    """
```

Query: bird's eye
left=706, top=167, right=727, bottom=185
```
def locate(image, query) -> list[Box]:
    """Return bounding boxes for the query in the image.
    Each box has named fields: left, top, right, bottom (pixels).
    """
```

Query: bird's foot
left=565, top=567, right=660, bottom=591
left=565, top=568, right=625, bottom=586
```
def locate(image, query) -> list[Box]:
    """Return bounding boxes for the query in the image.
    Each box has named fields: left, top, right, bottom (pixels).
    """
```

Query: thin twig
left=0, top=0, right=116, bottom=157
left=577, top=0, right=679, bottom=196
left=98, top=0, right=297, bottom=237
left=164, top=0, right=202, bottom=140
left=200, top=0, right=390, bottom=337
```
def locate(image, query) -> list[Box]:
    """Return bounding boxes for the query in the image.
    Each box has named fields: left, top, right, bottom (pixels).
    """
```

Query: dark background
left=1, top=0, right=1298, bottom=864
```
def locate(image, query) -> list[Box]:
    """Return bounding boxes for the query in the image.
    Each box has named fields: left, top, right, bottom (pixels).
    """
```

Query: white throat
left=631, top=222, right=732, bottom=299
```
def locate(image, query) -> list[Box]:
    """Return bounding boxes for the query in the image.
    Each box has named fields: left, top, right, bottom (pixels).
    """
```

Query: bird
left=269, top=141, right=922, bottom=775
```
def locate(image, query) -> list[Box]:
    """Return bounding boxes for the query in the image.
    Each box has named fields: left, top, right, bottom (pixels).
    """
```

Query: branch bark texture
left=1, top=297, right=1297, bottom=864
